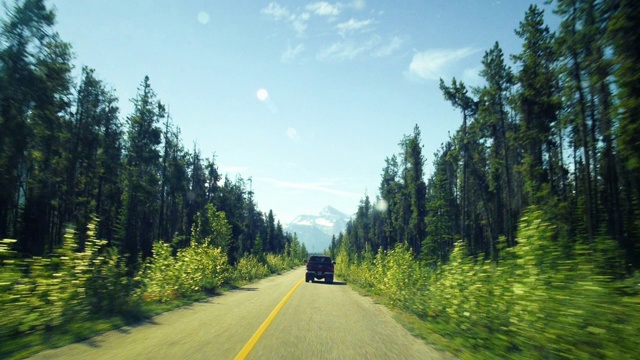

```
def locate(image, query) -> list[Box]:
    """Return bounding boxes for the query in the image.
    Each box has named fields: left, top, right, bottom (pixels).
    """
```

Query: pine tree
left=20, top=32, right=73, bottom=254
left=185, top=145, right=207, bottom=245
left=401, top=125, right=427, bottom=255
left=423, top=140, right=459, bottom=265
left=439, top=78, right=478, bottom=249
left=556, top=0, right=598, bottom=241
left=66, top=67, right=120, bottom=249
left=0, top=0, right=56, bottom=241
left=0, top=0, right=72, bottom=254
left=94, top=80, right=123, bottom=246
left=379, top=155, right=400, bottom=248
left=266, top=209, right=276, bottom=253
left=477, top=42, right=516, bottom=255
left=607, top=0, right=640, bottom=265
left=513, top=5, right=561, bottom=201
left=121, top=76, right=164, bottom=262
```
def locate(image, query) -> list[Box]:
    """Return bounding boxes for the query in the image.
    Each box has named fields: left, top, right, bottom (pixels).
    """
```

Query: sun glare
left=257, top=88, right=269, bottom=101
left=375, top=199, right=389, bottom=212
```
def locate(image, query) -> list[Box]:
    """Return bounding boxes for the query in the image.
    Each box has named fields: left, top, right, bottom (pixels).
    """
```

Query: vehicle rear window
left=309, top=256, right=331, bottom=263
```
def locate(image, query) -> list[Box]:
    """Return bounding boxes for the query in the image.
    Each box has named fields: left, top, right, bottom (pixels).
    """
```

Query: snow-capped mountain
left=285, top=206, right=351, bottom=253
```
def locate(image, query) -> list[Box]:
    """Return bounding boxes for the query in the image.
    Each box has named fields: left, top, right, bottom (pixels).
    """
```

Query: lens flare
left=375, top=199, right=389, bottom=212
left=257, top=88, right=269, bottom=101
left=198, top=11, right=210, bottom=25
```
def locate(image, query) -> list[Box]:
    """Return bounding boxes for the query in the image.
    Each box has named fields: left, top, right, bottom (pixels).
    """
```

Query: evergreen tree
left=0, top=0, right=73, bottom=254
left=477, top=42, right=516, bottom=255
left=185, top=145, right=207, bottom=245
left=607, top=0, right=640, bottom=265
left=400, top=125, right=427, bottom=255
left=20, top=31, right=73, bottom=254
left=0, top=0, right=58, bottom=242
left=94, top=81, right=123, bottom=245
left=423, top=141, right=459, bottom=265
left=379, top=155, right=401, bottom=248
left=66, top=67, right=121, bottom=249
left=439, top=78, right=478, bottom=249
left=121, top=76, right=164, bottom=262
left=266, top=209, right=276, bottom=253
left=513, top=5, right=561, bottom=201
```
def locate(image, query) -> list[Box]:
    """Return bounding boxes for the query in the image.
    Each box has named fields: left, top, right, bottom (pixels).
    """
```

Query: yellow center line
left=234, top=278, right=304, bottom=360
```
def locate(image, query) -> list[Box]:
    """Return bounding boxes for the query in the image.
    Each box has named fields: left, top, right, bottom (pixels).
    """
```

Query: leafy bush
left=86, top=247, right=141, bottom=315
left=1, top=210, right=304, bottom=357
left=0, top=221, right=106, bottom=340
left=140, top=242, right=229, bottom=302
left=232, top=255, right=271, bottom=282
left=337, top=208, right=640, bottom=359
left=265, top=253, right=290, bottom=273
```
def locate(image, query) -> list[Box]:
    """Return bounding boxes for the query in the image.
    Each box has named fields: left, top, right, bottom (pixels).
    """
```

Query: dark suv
left=305, top=255, right=335, bottom=283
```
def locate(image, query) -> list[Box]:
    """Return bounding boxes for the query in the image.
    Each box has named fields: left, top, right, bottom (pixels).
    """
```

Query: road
left=30, top=267, right=453, bottom=360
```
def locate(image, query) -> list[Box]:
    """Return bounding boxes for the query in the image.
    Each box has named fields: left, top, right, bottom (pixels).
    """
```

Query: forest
left=329, top=1, right=640, bottom=358
left=1, top=0, right=640, bottom=359
left=0, top=1, right=307, bottom=358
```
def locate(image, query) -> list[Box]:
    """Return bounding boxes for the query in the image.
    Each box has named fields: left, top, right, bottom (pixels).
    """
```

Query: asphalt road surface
left=30, top=267, right=454, bottom=360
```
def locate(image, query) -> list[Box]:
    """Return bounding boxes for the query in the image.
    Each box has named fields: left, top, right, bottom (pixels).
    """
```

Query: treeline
left=330, top=2, right=640, bottom=358
left=0, top=0, right=301, bottom=266
left=330, top=1, right=640, bottom=269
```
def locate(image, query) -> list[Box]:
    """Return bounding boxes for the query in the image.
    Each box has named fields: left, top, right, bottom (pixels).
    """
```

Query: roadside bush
left=86, top=247, right=141, bottom=315
left=1, top=212, right=302, bottom=359
left=232, top=255, right=270, bottom=282
left=141, top=242, right=229, bottom=302
left=337, top=208, right=640, bottom=359
left=0, top=221, right=106, bottom=339
left=265, top=253, right=288, bottom=273
left=377, top=243, right=415, bottom=306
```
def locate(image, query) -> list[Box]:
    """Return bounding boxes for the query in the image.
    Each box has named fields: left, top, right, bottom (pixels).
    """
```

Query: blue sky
left=52, top=0, right=558, bottom=224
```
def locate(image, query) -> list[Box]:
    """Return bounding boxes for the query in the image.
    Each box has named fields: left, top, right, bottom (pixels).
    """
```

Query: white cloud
left=408, top=47, right=479, bottom=80
left=281, top=43, right=305, bottom=62
left=350, top=0, right=366, bottom=10
left=262, top=178, right=359, bottom=198
left=306, top=2, right=342, bottom=16
left=317, top=35, right=400, bottom=61
left=261, top=2, right=290, bottom=20
left=317, top=41, right=369, bottom=61
left=372, top=36, right=402, bottom=57
left=291, top=13, right=310, bottom=36
left=261, top=3, right=309, bottom=36
left=286, top=127, right=298, bottom=139
left=336, top=18, right=373, bottom=36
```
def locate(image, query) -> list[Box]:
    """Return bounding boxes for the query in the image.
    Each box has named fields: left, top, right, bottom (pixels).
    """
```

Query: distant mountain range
left=285, top=206, right=351, bottom=253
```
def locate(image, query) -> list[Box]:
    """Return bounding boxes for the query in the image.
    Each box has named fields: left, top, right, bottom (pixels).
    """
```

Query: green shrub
left=86, top=247, right=141, bottom=315
left=337, top=208, right=640, bottom=359
left=141, top=242, right=229, bottom=302
left=232, top=255, right=270, bottom=282
left=265, top=253, right=288, bottom=273
left=0, top=221, right=107, bottom=340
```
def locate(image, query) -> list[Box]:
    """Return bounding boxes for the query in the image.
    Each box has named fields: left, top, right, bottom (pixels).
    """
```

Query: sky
left=50, top=0, right=559, bottom=224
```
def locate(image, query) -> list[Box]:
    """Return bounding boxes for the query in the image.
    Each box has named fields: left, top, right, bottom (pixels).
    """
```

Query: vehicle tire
left=305, top=275, right=310, bottom=282
left=326, top=275, right=333, bottom=284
